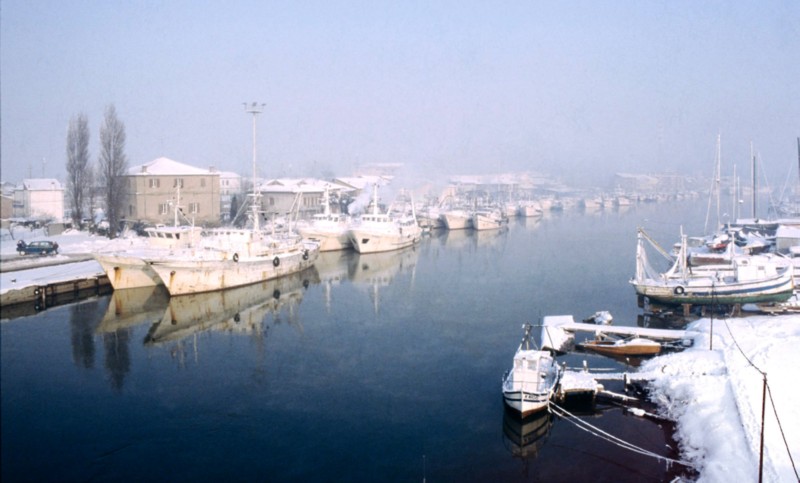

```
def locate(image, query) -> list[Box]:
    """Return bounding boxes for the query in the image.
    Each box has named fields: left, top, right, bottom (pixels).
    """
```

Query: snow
left=0, top=227, right=145, bottom=294
left=640, top=315, right=800, bottom=482
left=1, top=228, right=799, bottom=481
left=128, top=156, right=214, bottom=176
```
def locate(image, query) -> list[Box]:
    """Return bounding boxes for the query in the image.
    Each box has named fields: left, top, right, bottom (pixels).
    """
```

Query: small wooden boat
left=578, top=336, right=661, bottom=356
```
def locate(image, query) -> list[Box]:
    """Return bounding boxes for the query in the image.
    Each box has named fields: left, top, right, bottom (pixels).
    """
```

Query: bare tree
left=66, top=113, right=91, bottom=227
left=98, top=104, right=128, bottom=238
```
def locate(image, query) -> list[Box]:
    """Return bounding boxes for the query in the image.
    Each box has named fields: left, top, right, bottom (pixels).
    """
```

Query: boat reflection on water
left=314, top=250, right=359, bottom=313
left=143, top=267, right=319, bottom=346
left=96, top=285, right=170, bottom=333
left=502, top=407, right=554, bottom=470
left=350, top=246, right=419, bottom=314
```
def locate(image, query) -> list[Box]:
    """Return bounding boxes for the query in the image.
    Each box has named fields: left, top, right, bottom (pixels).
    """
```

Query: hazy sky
left=2, top=1, right=798, bottom=188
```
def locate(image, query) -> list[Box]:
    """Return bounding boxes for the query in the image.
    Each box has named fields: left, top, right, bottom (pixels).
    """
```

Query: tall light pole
left=243, top=102, right=265, bottom=229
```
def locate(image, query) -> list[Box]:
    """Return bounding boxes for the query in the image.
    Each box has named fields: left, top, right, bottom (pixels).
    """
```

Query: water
left=1, top=201, right=707, bottom=482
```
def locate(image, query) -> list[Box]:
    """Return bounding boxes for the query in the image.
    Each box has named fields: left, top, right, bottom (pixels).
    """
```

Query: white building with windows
left=12, top=178, right=65, bottom=221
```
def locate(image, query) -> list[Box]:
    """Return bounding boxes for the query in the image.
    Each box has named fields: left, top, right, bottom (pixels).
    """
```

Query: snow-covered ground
left=1, top=227, right=799, bottom=481
left=641, top=315, right=799, bottom=482
left=0, top=227, right=144, bottom=294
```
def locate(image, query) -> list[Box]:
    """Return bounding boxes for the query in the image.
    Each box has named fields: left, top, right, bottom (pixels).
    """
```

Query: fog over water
left=1, top=1, right=798, bottom=188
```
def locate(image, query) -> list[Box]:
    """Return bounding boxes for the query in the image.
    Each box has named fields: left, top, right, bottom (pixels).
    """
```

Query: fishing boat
left=631, top=228, right=795, bottom=306
left=348, top=185, right=422, bottom=254
left=297, top=186, right=353, bottom=251
left=93, top=188, right=203, bottom=290
left=502, top=324, right=562, bottom=417
left=471, top=208, right=508, bottom=231
left=440, top=208, right=472, bottom=230
left=577, top=336, right=661, bottom=356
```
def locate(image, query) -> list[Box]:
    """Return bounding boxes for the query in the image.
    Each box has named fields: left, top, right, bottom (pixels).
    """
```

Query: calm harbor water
left=1, top=201, right=708, bottom=482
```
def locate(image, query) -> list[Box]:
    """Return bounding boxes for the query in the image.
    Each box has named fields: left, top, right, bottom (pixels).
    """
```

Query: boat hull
left=349, top=229, right=420, bottom=254
left=441, top=212, right=472, bottom=230
left=578, top=340, right=661, bottom=356
left=631, top=270, right=795, bottom=306
left=298, top=227, right=352, bottom=252
left=94, top=253, right=163, bottom=290
left=149, top=245, right=319, bottom=295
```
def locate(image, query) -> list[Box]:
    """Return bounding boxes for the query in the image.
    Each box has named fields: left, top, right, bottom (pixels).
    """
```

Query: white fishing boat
left=348, top=185, right=422, bottom=254
left=440, top=209, right=473, bottom=230
left=471, top=208, right=508, bottom=231
left=297, top=186, right=353, bottom=251
left=502, top=324, right=562, bottom=417
left=94, top=188, right=203, bottom=290
left=517, top=201, right=544, bottom=218
left=146, top=105, right=320, bottom=296
left=631, top=228, right=795, bottom=306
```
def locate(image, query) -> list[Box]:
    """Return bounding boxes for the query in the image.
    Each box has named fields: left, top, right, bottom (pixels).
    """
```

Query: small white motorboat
left=502, top=324, right=562, bottom=417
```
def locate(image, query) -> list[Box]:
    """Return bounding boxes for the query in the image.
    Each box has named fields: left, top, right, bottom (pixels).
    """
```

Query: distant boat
left=471, top=208, right=508, bottom=231
left=297, top=186, right=353, bottom=252
left=631, top=228, right=795, bottom=306
left=502, top=324, right=562, bottom=417
left=440, top=208, right=472, bottom=230
left=348, top=185, right=422, bottom=254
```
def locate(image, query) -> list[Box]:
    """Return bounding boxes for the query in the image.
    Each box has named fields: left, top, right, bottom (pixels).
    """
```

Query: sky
left=1, top=0, right=799, bottom=189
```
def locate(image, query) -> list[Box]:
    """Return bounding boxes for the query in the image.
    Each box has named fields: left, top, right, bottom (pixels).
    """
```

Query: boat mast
left=244, top=102, right=266, bottom=232
left=751, top=141, right=757, bottom=218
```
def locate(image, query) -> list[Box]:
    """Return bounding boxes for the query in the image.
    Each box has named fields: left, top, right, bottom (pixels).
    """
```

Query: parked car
left=17, top=240, right=59, bottom=256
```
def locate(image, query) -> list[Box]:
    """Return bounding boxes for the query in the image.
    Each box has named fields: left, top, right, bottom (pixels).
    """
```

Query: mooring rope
left=548, top=401, right=693, bottom=468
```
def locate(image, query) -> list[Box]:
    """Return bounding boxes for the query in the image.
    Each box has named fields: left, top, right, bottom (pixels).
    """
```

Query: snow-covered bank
left=640, top=315, right=800, bottom=482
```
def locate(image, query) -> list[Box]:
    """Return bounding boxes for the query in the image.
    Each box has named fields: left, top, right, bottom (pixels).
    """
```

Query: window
left=158, top=203, right=170, bottom=215
left=201, top=178, right=206, bottom=188
left=129, top=205, right=134, bottom=216
left=189, top=202, right=200, bottom=214
left=174, top=178, right=184, bottom=188
left=149, top=178, right=160, bottom=189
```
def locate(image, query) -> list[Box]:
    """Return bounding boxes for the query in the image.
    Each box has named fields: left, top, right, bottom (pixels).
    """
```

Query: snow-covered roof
left=260, top=178, right=341, bottom=193
left=19, top=179, right=63, bottom=190
left=127, top=157, right=215, bottom=176
left=333, top=176, right=388, bottom=190
left=776, top=225, right=800, bottom=238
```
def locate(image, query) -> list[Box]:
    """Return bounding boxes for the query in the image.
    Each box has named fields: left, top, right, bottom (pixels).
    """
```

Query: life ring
left=302, top=250, right=309, bottom=261
left=674, top=286, right=685, bottom=295
left=273, top=256, right=280, bottom=267
left=232, top=253, right=239, bottom=263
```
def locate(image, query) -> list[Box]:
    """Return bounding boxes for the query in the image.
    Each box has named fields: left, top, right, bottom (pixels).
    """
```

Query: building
left=122, top=157, right=220, bottom=225
left=12, top=179, right=65, bottom=221
left=259, top=178, right=346, bottom=219
left=218, top=170, right=243, bottom=222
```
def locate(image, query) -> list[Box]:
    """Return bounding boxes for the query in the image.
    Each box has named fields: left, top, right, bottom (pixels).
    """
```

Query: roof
left=260, top=178, right=345, bottom=193
left=19, top=178, right=63, bottom=190
left=127, top=157, right=216, bottom=176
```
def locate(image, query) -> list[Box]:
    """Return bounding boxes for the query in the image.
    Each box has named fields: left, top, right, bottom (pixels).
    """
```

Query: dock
left=0, top=258, right=111, bottom=317
left=540, top=314, right=696, bottom=353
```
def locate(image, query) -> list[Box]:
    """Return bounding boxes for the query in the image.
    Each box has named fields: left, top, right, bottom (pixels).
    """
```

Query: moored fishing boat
left=348, top=185, right=422, bottom=254
left=471, top=208, right=508, bottom=231
left=297, top=186, right=353, bottom=252
left=93, top=189, right=204, bottom=290
left=440, top=208, right=473, bottom=230
left=631, top=228, right=795, bottom=306
left=502, top=324, right=562, bottom=417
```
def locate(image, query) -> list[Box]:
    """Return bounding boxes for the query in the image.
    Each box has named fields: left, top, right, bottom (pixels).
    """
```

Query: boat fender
left=273, top=256, right=280, bottom=267
left=233, top=253, right=239, bottom=263
left=674, top=286, right=685, bottom=295
left=302, top=249, right=309, bottom=261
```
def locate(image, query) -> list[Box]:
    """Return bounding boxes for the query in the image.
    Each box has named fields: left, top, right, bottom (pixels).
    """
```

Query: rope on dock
left=548, top=401, right=693, bottom=468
